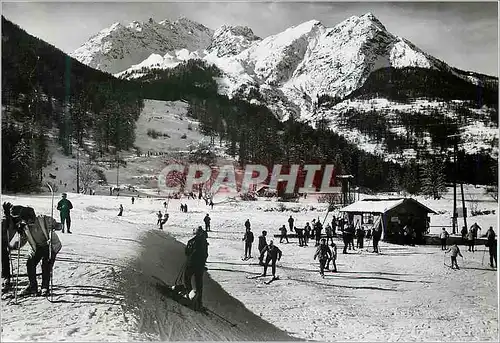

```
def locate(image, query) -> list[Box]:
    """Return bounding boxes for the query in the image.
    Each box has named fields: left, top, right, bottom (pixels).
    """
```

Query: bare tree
left=79, top=163, right=97, bottom=194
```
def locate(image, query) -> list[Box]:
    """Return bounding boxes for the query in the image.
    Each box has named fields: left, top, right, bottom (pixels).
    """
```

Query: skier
left=356, top=225, right=365, bottom=249
left=295, top=226, right=305, bottom=247
left=486, top=226, right=497, bottom=268
left=326, top=241, right=338, bottom=272
left=160, top=213, right=169, bottom=230
left=440, top=228, right=450, bottom=250
left=184, top=204, right=188, bottom=213
left=245, top=219, right=251, bottom=231
left=372, top=223, right=382, bottom=253
left=180, top=204, right=184, bottom=212
left=314, top=238, right=333, bottom=277
left=445, top=243, right=463, bottom=269
left=242, top=227, right=254, bottom=259
left=157, top=211, right=163, bottom=226
left=258, top=230, right=268, bottom=266
left=325, top=224, right=334, bottom=245
left=204, top=214, right=211, bottom=232
left=56, top=193, right=73, bottom=233
left=331, top=217, right=337, bottom=237
left=10, top=205, right=62, bottom=296
left=279, top=225, right=289, bottom=244
left=304, top=222, right=311, bottom=246
left=183, top=227, right=209, bottom=310
left=259, top=240, right=282, bottom=279
left=163, top=201, right=167, bottom=209
left=288, top=215, right=294, bottom=232
left=468, top=223, right=481, bottom=252
left=209, top=200, right=214, bottom=210
left=461, top=226, right=468, bottom=245
left=118, top=204, right=123, bottom=216
left=131, top=197, right=135, bottom=204
left=314, top=221, right=323, bottom=246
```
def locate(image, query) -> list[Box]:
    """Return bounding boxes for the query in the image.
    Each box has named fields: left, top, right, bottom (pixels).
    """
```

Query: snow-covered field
left=1, top=192, right=497, bottom=341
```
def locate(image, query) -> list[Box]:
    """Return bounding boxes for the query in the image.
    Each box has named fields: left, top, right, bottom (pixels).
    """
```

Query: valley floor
left=1, top=193, right=498, bottom=341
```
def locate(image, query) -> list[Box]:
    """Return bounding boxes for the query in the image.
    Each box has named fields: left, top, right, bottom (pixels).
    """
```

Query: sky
left=2, top=1, right=498, bottom=76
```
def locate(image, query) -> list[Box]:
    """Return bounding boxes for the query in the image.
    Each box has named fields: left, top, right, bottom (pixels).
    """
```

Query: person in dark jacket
left=356, top=226, right=365, bottom=249
left=314, top=238, right=332, bottom=277
left=304, top=223, right=311, bottom=246
left=245, top=219, right=251, bottom=230
left=331, top=217, right=337, bottom=237
left=295, top=226, right=305, bottom=247
left=242, top=227, right=254, bottom=259
left=260, top=240, right=282, bottom=278
left=56, top=193, right=73, bottom=233
left=183, top=227, right=209, bottom=310
left=314, top=221, right=323, bottom=246
left=258, top=231, right=268, bottom=265
left=325, top=224, right=334, bottom=245
left=118, top=204, right=123, bottom=216
left=372, top=224, right=382, bottom=253
left=279, top=225, right=289, bottom=243
left=486, top=226, right=497, bottom=268
left=288, top=216, right=294, bottom=232
left=204, top=214, right=211, bottom=232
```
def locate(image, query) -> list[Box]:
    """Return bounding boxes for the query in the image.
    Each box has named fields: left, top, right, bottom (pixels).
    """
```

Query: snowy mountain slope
left=71, top=17, right=213, bottom=74
left=2, top=192, right=497, bottom=341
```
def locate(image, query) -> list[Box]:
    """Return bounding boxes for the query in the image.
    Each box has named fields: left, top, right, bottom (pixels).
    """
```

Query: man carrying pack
left=9, top=204, right=62, bottom=296
left=57, top=193, right=73, bottom=233
left=183, top=227, right=209, bottom=310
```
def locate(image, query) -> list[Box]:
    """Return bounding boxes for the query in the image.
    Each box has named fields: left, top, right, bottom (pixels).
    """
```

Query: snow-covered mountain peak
left=71, top=17, right=213, bottom=73
left=207, top=25, right=261, bottom=57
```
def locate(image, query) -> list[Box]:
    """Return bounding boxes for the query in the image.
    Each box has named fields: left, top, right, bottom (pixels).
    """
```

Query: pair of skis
left=246, top=274, right=280, bottom=284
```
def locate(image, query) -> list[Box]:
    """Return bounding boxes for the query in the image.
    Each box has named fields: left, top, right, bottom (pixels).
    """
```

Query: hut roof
left=339, top=198, right=436, bottom=214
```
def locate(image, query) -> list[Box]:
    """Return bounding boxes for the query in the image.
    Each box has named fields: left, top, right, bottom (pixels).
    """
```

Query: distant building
left=340, top=198, right=436, bottom=244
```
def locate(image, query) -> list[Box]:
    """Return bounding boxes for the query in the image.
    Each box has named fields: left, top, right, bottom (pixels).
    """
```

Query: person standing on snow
left=314, top=221, right=323, bottom=246
left=279, top=225, right=289, bottom=243
left=468, top=223, right=481, bottom=252
left=486, top=226, right=497, bottom=268
left=461, top=226, right=468, bottom=245
left=242, top=227, right=254, bottom=259
left=314, top=238, right=333, bottom=277
left=259, top=240, right=282, bottom=278
left=325, top=224, right=334, bottom=246
left=295, top=226, right=305, bottom=247
left=304, top=222, right=311, bottom=246
left=204, top=214, right=211, bottom=232
left=372, top=223, right=382, bottom=253
left=258, top=231, right=268, bottom=266
left=326, top=241, right=338, bottom=272
left=245, top=219, right=251, bottom=231
left=56, top=193, right=73, bottom=233
left=118, top=204, right=123, bottom=216
left=288, top=216, right=294, bottom=232
left=2, top=202, right=17, bottom=292
left=131, top=197, right=135, bottom=205
left=157, top=211, right=163, bottom=226
left=183, top=227, right=209, bottom=310
left=356, top=225, right=365, bottom=249
left=331, top=217, right=337, bottom=237
left=445, top=243, right=463, bottom=269
left=159, top=213, right=169, bottom=230
left=440, top=228, right=450, bottom=250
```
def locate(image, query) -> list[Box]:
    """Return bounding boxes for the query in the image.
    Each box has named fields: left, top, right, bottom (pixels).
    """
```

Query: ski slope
left=1, top=193, right=497, bottom=341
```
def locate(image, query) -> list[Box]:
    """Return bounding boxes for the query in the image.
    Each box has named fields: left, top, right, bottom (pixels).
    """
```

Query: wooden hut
left=339, top=198, right=436, bottom=244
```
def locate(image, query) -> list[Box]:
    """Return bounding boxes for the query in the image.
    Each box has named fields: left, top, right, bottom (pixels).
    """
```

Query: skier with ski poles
left=445, top=243, right=463, bottom=269
left=259, top=240, right=282, bottom=279
left=242, top=226, right=254, bottom=260
left=314, top=238, right=333, bottom=277
left=56, top=193, right=73, bottom=233
left=9, top=204, right=62, bottom=296
left=183, top=227, right=209, bottom=311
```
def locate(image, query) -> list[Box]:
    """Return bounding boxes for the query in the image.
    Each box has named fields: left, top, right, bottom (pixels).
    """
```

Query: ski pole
left=14, top=242, right=20, bottom=305
left=47, top=183, right=54, bottom=301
